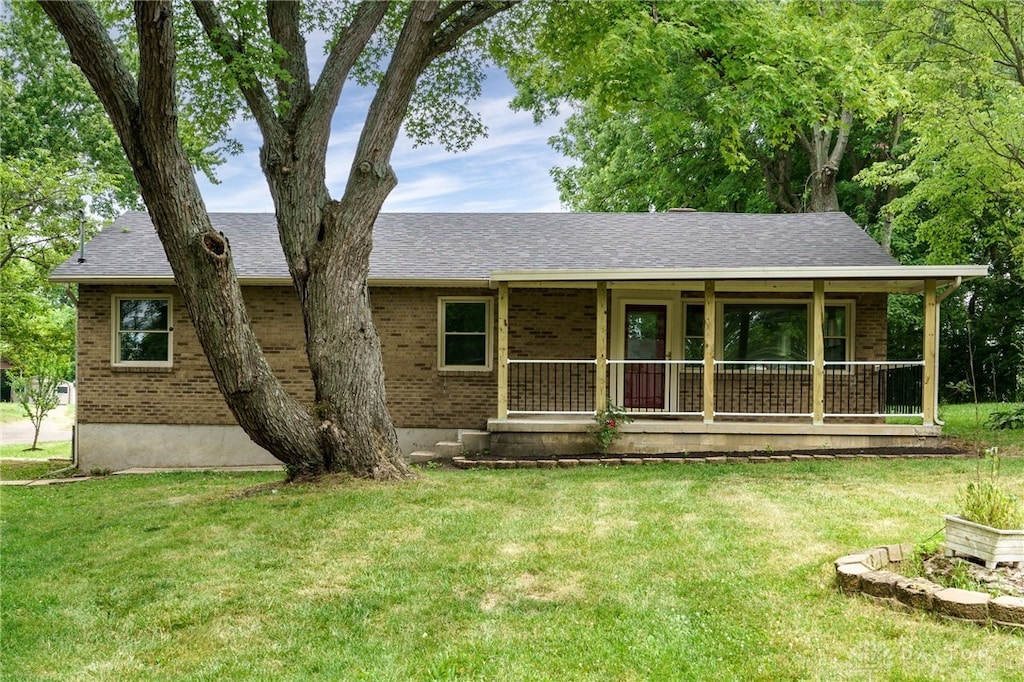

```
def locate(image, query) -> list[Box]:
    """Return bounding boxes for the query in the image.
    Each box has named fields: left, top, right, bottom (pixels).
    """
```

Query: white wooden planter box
left=944, top=514, right=1024, bottom=569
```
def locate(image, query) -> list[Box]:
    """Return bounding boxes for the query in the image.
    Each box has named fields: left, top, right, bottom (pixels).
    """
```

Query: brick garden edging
left=451, top=451, right=969, bottom=469
left=835, top=545, right=1024, bottom=628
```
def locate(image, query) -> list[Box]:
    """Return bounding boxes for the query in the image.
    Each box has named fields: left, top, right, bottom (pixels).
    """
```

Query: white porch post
left=812, top=280, right=825, bottom=425
left=595, top=282, right=608, bottom=412
left=497, top=281, right=509, bottom=419
left=923, top=279, right=938, bottom=426
left=703, top=280, right=716, bottom=423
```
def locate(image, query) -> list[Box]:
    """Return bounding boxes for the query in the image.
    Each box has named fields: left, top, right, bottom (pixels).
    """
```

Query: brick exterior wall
left=373, top=286, right=496, bottom=429
left=77, top=284, right=892, bottom=430
left=77, top=285, right=314, bottom=426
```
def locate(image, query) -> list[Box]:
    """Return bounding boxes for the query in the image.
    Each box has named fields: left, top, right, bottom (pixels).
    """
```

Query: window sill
left=111, top=365, right=174, bottom=373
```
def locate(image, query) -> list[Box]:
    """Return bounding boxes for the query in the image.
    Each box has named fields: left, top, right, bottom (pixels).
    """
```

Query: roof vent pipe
left=667, top=207, right=697, bottom=212
left=77, top=209, right=86, bottom=263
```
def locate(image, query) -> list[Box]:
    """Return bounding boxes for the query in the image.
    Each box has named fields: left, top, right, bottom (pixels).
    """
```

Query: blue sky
left=196, top=70, right=570, bottom=214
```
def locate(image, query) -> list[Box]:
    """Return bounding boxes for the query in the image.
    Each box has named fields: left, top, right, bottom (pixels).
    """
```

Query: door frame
left=609, top=291, right=683, bottom=412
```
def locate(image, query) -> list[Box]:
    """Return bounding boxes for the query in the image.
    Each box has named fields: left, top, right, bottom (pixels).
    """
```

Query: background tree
left=500, top=0, right=897, bottom=214
left=38, top=0, right=515, bottom=480
left=0, top=3, right=143, bottom=396
left=11, top=355, right=70, bottom=451
left=866, top=0, right=1024, bottom=401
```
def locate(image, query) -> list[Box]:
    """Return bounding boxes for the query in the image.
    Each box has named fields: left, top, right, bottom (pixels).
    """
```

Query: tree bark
left=798, top=108, right=853, bottom=213
left=41, top=0, right=513, bottom=480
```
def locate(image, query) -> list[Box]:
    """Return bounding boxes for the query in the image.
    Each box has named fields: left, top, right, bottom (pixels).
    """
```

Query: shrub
left=987, top=404, right=1024, bottom=430
left=589, top=402, right=633, bottom=455
left=955, top=448, right=1024, bottom=529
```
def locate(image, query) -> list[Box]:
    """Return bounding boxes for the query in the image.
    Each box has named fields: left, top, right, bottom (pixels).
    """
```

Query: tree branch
left=266, top=0, right=311, bottom=124
left=135, top=1, right=178, bottom=153
left=190, top=0, right=284, bottom=140
left=426, top=1, right=520, bottom=62
left=305, top=1, right=390, bottom=142
left=828, top=107, right=854, bottom=169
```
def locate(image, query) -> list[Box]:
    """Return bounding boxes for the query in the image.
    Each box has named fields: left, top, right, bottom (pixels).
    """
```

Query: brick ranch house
left=51, top=211, right=986, bottom=471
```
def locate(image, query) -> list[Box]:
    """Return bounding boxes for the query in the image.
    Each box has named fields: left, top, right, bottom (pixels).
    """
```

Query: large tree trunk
left=41, top=0, right=513, bottom=480
left=799, top=108, right=854, bottom=213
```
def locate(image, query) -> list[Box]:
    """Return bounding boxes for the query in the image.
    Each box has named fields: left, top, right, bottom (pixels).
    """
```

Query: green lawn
left=0, top=401, right=25, bottom=423
left=0, top=440, right=72, bottom=461
left=939, top=402, right=1024, bottom=452
left=0, top=456, right=74, bottom=481
left=3, top=459, right=1023, bottom=681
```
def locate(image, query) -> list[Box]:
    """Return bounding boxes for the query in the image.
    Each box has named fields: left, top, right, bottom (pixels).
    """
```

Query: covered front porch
left=485, top=266, right=985, bottom=457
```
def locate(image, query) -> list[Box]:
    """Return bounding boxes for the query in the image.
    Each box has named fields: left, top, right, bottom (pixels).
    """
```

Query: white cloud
left=198, top=68, right=569, bottom=214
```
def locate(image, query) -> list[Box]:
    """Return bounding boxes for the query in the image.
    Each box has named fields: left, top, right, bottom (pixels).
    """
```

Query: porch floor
left=486, top=416, right=942, bottom=458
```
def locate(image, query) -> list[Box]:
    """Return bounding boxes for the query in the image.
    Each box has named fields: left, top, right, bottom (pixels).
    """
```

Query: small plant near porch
left=589, top=402, right=633, bottom=455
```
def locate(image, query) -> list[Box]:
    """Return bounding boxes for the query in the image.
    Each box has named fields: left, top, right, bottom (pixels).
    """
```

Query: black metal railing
left=505, top=358, right=925, bottom=420
left=824, top=361, right=924, bottom=416
left=713, top=361, right=813, bottom=416
left=508, top=360, right=596, bottom=414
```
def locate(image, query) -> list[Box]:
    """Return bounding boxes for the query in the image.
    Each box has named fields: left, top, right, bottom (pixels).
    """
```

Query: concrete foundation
left=76, top=423, right=456, bottom=471
left=486, top=417, right=942, bottom=458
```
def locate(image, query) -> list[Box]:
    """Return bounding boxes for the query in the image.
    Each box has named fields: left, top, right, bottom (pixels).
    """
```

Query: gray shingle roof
left=51, top=211, right=901, bottom=282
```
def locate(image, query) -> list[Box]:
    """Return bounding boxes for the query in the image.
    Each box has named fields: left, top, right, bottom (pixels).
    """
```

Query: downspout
left=70, top=208, right=86, bottom=468
left=936, top=276, right=963, bottom=304
left=932, top=277, right=964, bottom=426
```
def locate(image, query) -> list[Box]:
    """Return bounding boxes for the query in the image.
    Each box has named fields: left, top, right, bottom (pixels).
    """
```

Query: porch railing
left=505, top=358, right=925, bottom=420
left=824, top=361, right=924, bottom=417
left=607, top=360, right=704, bottom=416
left=508, top=359, right=597, bottom=414
left=713, top=361, right=814, bottom=417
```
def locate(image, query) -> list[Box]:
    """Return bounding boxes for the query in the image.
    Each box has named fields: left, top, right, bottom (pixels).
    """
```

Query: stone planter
left=944, top=515, right=1024, bottom=569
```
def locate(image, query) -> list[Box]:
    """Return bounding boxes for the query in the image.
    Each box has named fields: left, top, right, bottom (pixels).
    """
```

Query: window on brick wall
left=438, top=297, right=492, bottom=371
left=112, top=296, right=173, bottom=366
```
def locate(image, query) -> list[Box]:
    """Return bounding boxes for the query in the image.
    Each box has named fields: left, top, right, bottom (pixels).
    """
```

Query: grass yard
left=0, top=442, right=74, bottom=483
left=0, top=456, right=74, bottom=481
left=0, top=440, right=72, bottom=460
left=0, top=402, right=26, bottom=423
left=939, top=402, right=1024, bottom=452
left=3, top=459, right=1023, bottom=681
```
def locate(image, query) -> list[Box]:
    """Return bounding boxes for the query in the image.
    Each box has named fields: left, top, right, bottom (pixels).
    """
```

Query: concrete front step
left=458, top=430, right=490, bottom=455
left=409, top=451, right=438, bottom=464
left=433, top=441, right=464, bottom=458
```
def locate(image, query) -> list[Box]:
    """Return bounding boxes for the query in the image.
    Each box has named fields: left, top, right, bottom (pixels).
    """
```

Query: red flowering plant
left=589, top=402, right=633, bottom=455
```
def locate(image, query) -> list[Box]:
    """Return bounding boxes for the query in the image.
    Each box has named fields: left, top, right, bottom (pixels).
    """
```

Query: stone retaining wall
left=452, top=451, right=968, bottom=470
left=835, top=545, right=1024, bottom=628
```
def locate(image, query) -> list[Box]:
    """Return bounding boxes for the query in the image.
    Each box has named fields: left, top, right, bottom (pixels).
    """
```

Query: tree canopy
left=0, top=3, right=141, bottom=376
left=500, top=0, right=1023, bottom=401
left=501, top=0, right=898, bottom=214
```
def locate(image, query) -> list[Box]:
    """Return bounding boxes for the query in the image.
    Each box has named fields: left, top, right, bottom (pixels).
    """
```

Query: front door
left=624, top=304, right=667, bottom=409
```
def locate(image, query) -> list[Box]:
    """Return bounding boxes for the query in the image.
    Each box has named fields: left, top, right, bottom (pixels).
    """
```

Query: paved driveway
left=1, top=414, right=74, bottom=445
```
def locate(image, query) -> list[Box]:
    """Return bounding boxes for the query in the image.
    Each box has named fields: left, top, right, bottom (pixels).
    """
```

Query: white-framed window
left=438, top=297, right=492, bottom=371
left=683, top=303, right=705, bottom=359
left=112, top=296, right=173, bottom=366
left=823, top=305, right=850, bottom=362
left=681, top=299, right=853, bottom=363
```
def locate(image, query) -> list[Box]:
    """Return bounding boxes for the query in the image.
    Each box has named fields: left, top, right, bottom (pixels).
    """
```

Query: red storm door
left=624, top=304, right=667, bottom=410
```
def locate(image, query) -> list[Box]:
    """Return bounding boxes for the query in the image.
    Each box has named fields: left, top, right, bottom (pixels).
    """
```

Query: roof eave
left=49, top=274, right=494, bottom=288
left=489, top=265, right=989, bottom=283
